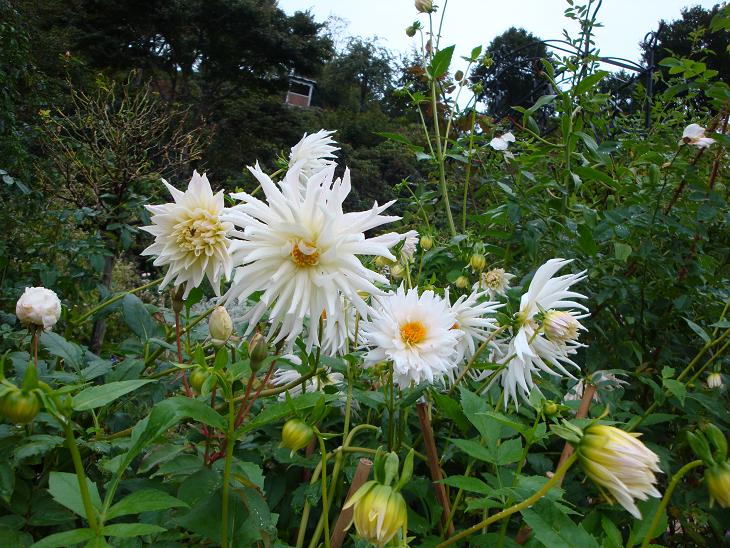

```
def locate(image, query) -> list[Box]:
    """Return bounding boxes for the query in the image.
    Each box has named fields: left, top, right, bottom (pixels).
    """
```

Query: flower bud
left=454, top=275, right=470, bottom=289
left=420, top=234, right=434, bottom=250
left=15, top=287, right=62, bottom=331
left=374, top=255, right=395, bottom=269
left=208, top=306, right=233, bottom=346
left=415, top=0, right=433, bottom=13
left=707, top=372, right=723, bottom=389
left=542, top=310, right=582, bottom=343
left=405, top=25, right=417, bottom=37
left=344, top=482, right=408, bottom=546
left=578, top=424, right=661, bottom=518
left=706, top=461, right=730, bottom=508
left=542, top=400, right=559, bottom=417
left=469, top=253, right=486, bottom=271
left=454, top=70, right=464, bottom=81
left=390, top=264, right=405, bottom=279
left=248, top=333, right=268, bottom=371
left=281, top=418, right=314, bottom=453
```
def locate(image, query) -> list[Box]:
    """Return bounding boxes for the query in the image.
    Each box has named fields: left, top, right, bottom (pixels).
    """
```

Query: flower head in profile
left=289, top=130, right=339, bottom=180
left=399, top=230, right=419, bottom=262
left=223, top=163, right=403, bottom=350
left=16, top=287, right=62, bottom=331
left=482, top=259, right=588, bottom=406
left=272, top=367, right=344, bottom=400
left=564, top=371, right=628, bottom=402
left=577, top=424, right=662, bottom=519
left=321, top=296, right=364, bottom=356
left=489, top=132, right=515, bottom=151
left=141, top=171, right=233, bottom=297
left=473, top=267, right=515, bottom=299
left=448, top=289, right=501, bottom=365
left=681, top=123, right=715, bottom=148
left=361, top=285, right=462, bottom=387
left=707, top=372, right=723, bottom=389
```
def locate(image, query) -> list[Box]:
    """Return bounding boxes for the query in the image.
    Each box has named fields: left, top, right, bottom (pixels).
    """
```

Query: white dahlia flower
left=489, top=132, right=515, bottom=151
left=564, top=371, right=628, bottom=402
left=448, top=288, right=501, bottom=365
left=141, top=171, right=233, bottom=297
left=272, top=367, right=345, bottom=400
left=223, top=163, right=403, bottom=350
left=399, top=230, right=419, bottom=262
left=578, top=424, right=662, bottom=519
left=321, top=297, right=364, bottom=356
left=15, top=287, right=62, bottom=330
left=361, top=285, right=462, bottom=388
left=484, top=259, right=588, bottom=406
left=289, top=130, right=339, bottom=180
left=474, top=267, right=515, bottom=299
left=680, top=123, right=715, bottom=148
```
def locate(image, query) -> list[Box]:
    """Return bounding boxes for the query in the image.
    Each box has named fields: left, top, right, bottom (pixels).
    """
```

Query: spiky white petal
left=361, top=285, right=462, bottom=387
left=289, top=129, right=339, bottom=180
left=141, top=171, right=233, bottom=297
left=473, top=268, right=515, bottom=299
left=222, top=162, right=402, bottom=351
left=448, top=289, right=502, bottom=365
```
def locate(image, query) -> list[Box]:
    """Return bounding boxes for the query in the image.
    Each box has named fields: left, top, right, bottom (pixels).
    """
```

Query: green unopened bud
left=390, top=264, right=405, bottom=279
left=374, top=255, right=395, bottom=269
left=469, top=253, right=486, bottom=271
left=281, top=418, right=314, bottom=453
left=344, top=482, right=408, bottom=547
left=705, top=461, right=730, bottom=508
left=405, top=25, right=417, bottom=37
left=248, top=333, right=268, bottom=371
left=543, top=400, right=559, bottom=417
left=420, top=234, right=434, bottom=250
left=454, top=275, right=470, bottom=289
left=208, top=306, right=233, bottom=346
left=415, top=0, right=433, bottom=13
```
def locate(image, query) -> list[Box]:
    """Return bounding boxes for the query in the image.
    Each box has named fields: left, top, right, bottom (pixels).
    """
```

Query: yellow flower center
left=451, top=322, right=460, bottom=330
left=291, top=241, right=320, bottom=267
left=173, top=210, right=228, bottom=257
left=400, top=321, right=427, bottom=345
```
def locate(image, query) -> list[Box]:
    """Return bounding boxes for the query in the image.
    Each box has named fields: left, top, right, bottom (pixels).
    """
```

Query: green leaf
left=100, top=523, right=166, bottom=538
left=374, top=132, right=423, bottom=151
left=614, top=242, right=632, bottom=262
left=460, top=389, right=499, bottom=445
left=40, top=332, right=84, bottom=369
left=428, top=45, right=455, bottom=79
left=449, top=438, right=495, bottom=464
left=684, top=318, right=710, bottom=344
left=574, top=71, right=608, bottom=95
left=438, top=475, right=491, bottom=495
left=238, top=392, right=334, bottom=436
left=522, top=500, right=599, bottom=548
left=496, top=438, right=523, bottom=465
left=601, top=515, right=623, bottom=548
left=121, top=294, right=161, bottom=340
left=525, top=94, right=556, bottom=115
left=30, top=528, right=96, bottom=548
left=13, top=435, right=65, bottom=463
left=573, top=166, right=616, bottom=188
left=106, top=489, right=188, bottom=520
left=663, top=379, right=686, bottom=406
left=72, top=379, right=155, bottom=411
left=48, top=472, right=102, bottom=519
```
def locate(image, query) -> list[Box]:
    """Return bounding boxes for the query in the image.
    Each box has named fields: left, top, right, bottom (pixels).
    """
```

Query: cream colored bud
left=707, top=372, right=723, bottom=389
left=15, top=287, right=62, bottom=331
left=249, top=332, right=268, bottom=371
left=542, top=310, right=582, bottom=343
left=390, top=264, right=405, bottom=279
left=406, top=25, right=417, bottom=37
left=420, top=234, right=434, bottom=250
left=344, top=482, right=408, bottom=546
left=415, top=0, right=433, bottom=13
left=375, top=255, right=395, bottom=269
left=208, top=306, right=233, bottom=345
left=469, top=253, right=486, bottom=271
left=454, top=275, right=470, bottom=289
left=706, top=461, right=730, bottom=508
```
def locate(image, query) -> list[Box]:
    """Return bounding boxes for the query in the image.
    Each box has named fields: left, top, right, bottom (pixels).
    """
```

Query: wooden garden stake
left=417, top=401, right=455, bottom=536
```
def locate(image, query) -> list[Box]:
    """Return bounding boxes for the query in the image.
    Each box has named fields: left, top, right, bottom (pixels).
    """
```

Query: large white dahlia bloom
left=289, top=129, right=339, bottom=180
left=482, top=258, right=588, bottom=406
left=141, top=171, right=233, bottom=297
left=448, top=288, right=501, bottom=365
left=223, top=162, right=403, bottom=350
left=361, top=285, right=462, bottom=388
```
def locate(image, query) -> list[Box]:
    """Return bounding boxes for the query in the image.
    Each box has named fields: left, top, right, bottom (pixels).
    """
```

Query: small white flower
left=473, top=268, right=515, bottom=299
left=272, top=367, right=344, bottom=399
left=141, top=171, right=233, bottom=297
left=483, top=259, right=588, bottom=406
left=361, top=285, right=462, bottom=388
left=399, top=230, right=419, bottom=262
left=289, top=130, right=339, bottom=180
left=223, top=163, right=403, bottom=351
left=680, top=123, right=715, bottom=148
left=489, top=132, right=515, bottom=151
left=707, top=372, right=723, bottom=389
left=448, top=289, right=502, bottom=365
left=564, top=371, right=628, bottom=402
left=15, top=287, right=62, bottom=330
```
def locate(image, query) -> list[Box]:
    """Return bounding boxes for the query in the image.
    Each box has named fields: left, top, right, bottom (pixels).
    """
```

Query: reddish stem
left=235, top=360, right=277, bottom=429
left=32, top=329, right=39, bottom=368
left=174, top=309, right=192, bottom=397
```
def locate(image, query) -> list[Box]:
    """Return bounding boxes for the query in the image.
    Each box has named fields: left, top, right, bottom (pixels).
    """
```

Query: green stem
left=73, top=277, right=163, bottom=325
left=430, top=68, right=457, bottom=237
left=447, top=326, right=506, bottom=395
left=64, top=420, right=99, bottom=531
left=312, top=432, right=331, bottom=548
left=461, top=109, right=477, bottom=233
left=143, top=306, right=216, bottom=367
left=388, top=365, right=395, bottom=451
left=436, top=453, right=578, bottom=547
left=638, top=460, right=703, bottom=548
left=220, top=397, right=236, bottom=547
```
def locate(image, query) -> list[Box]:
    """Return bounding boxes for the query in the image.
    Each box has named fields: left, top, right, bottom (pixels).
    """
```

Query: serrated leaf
left=106, top=489, right=188, bottom=520
left=13, top=435, right=65, bottom=463
left=449, top=438, right=495, bottom=463
left=72, top=379, right=155, bottom=411
left=663, top=379, right=686, bottom=405
left=614, top=242, right=632, bottom=262
left=428, top=45, right=455, bottom=79
left=40, top=332, right=84, bottom=369
left=48, top=472, right=102, bottom=519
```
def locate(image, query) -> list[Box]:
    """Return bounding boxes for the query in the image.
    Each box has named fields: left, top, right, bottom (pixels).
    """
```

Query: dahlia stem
left=220, top=397, right=236, bottom=547
left=447, top=326, right=506, bottom=396
left=555, top=383, right=596, bottom=487
left=72, top=276, right=163, bottom=325
left=638, top=460, right=703, bottom=548
left=312, top=430, right=331, bottom=548
left=437, top=453, right=578, bottom=547
left=417, top=401, right=455, bottom=536
left=461, top=109, right=477, bottom=233
left=64, top=420, right=99, bottom=532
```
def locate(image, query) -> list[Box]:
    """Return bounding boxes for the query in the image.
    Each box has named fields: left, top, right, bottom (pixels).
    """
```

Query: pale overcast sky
left=277, top=0, right=720, bottom=74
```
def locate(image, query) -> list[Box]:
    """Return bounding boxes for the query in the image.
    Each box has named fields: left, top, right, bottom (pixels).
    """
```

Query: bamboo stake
left=330, top=458, right=373, bottom=548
